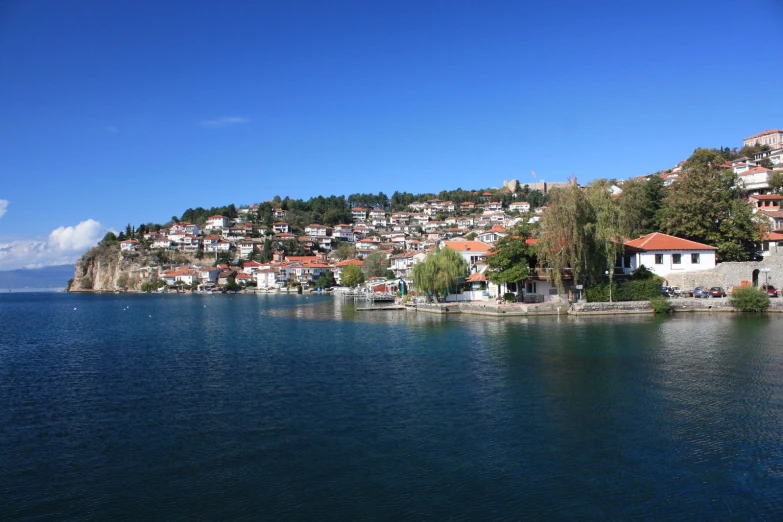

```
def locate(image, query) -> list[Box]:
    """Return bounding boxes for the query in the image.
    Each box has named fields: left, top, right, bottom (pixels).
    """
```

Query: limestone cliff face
left=69, top=245, right=198, bottom=292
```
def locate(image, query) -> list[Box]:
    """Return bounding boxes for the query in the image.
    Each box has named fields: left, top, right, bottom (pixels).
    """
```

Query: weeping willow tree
left=412, top=246, right=467, bottom=299
left=585, top=179, right=624, bottom=295
left=535, top=178, right=612, bottom=292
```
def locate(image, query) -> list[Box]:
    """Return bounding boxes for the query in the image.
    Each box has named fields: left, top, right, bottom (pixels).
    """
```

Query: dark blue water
left=1, top=293, right=782, bottom=520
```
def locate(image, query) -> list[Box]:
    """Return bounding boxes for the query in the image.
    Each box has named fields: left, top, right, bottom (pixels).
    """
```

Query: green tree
left=659, top=148, right=765, bottom=261
left=412, top=246, right=467, bottom=300
left=223, top=276, right=241, bottom=292
left=617, top=175, right=665, bottom=238
left=101, top=232, right=118, bottom=246
left=535, top=179, right=601, bottom=291
left=260, top=238, right=272, bottom=262
left=362, top=251, right=390, bottom=278
left=334, top=242, right=357, bottom=261
left=585, top=179, right=625, bottom=296
left=769, top=171, right=783, bottom=194
left=342, top=264, right=365, bottom=287
left=758, top=158, right=774, bottom=169
left=315, top=270, right=337, bottom=289
left=486, top=224, right=534, bottom=290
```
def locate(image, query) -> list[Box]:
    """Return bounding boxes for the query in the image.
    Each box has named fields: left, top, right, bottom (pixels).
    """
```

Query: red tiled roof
left=442, top=240, right=491, bottom=252
left=740, top=167, right=773, bottom=176
left=624, top=232, right=716, bottom=251
left=335, top=259, right=364, bottom=267
left=750, top=194, right=783, bottom=201
left=465, top=272, right=487, bottom=283
left=744, top=129, right=783, bottom=140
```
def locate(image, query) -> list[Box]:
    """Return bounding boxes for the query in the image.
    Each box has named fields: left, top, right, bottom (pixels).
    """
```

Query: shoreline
left=61, top=290, right=783, bottom=315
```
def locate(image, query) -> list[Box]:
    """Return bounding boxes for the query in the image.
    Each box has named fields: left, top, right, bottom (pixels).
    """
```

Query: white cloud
left=0, top=199, right=8, bottom=219
left=198, top=116, right=249, bottom=128
left=0, top=219, right=112, bottom=271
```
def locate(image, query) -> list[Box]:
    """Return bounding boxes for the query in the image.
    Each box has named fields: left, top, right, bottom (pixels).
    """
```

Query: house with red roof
left=738, top=167, right=775, bottom=194
left=623, top=232, right=717, bottom=278
left=440, top=240, right=492, bottom=268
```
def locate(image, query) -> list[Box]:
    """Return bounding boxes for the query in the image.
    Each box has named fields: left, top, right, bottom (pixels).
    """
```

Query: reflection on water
left=1, top=293, right=782, bottom=520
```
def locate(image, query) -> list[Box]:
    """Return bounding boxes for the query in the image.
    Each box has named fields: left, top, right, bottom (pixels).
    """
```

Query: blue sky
left=1, top=0, right=782, bottom=269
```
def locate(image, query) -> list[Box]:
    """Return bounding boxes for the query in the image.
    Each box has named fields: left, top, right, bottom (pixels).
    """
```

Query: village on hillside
left=82, top=129, right=783, bottom=303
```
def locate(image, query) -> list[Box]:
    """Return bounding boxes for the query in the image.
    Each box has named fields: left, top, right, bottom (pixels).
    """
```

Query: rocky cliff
left=69, top=244, right=199, bottom=292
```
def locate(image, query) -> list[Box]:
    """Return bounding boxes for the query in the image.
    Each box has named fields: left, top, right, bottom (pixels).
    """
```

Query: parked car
left=708, top=287, right=726, bottom=298
left=762, top=285, right=778, bottom=297
left=694, top=287, right=710, bottom=298
left=669, top=286, right=681, bottom=298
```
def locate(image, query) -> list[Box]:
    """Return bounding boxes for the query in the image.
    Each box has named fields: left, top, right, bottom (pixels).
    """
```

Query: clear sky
left=1, top=0, right=782, bottom=269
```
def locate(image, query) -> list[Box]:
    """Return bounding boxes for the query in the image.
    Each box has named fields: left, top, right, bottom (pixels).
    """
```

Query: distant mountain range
left=0, top=265, right=74, bottom=291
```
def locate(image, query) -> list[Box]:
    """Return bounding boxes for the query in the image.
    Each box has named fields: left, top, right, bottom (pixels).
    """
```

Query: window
left=691, top=253, right=700, bottom=264
left=672, top=254, right=682, bottom=264
left=655, top=254, right=664, bottom=264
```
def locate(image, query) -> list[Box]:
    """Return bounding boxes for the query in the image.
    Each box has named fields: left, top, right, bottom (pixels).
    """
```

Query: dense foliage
left=659, top=148, right=765, bottom=261
left=729, top=287, right=770, bottom=312
left=342, top=264, right=365, bottom=287
left=648, top=297, right=672, bottom=314
left=412, top=246, right=466, bottom=299
left=486, top=224, right=535, bottom=287
left=585, top=279, right=664, bottom=302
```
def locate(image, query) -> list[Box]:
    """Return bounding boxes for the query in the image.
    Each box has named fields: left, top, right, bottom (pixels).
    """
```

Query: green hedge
left=586, top=279, right=663, bottom=302
left=729, top=287, right=769, bottom=312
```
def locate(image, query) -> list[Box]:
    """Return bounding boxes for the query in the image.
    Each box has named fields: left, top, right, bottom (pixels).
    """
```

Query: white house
left=351, top=208, right=367, bottom=222
left=272, top=222, right=290, bottom=234
left=390, top=250, right=426, bottom=278
left=332, top=224, right=354, bottom=241
left=120, top=239, right=140, bottom=252
left=623, top=232, right=717, bottom=279
left=509, top=201, right=531, bottom=213
left=305, top=224, right=331, bottom=237
left=206, top=215, right=229, bottom=230
left=738, top=167, right=774, bottom=194
left=440, top=240, right=492, bottom=268
left=255, top=268, right=280, bottom=289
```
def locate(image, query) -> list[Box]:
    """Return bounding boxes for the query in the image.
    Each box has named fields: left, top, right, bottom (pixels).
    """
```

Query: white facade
left=631, top=250, right=716, bottom=278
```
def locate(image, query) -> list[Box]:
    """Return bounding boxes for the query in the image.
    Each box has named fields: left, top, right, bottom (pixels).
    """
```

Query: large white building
left=743, top=129, right=783, bottom=148
left=623, top=232, right=717, bottom=279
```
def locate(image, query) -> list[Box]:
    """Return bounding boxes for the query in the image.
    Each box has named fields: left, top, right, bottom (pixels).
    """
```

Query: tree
left=362, top=251, right=390, bottom=278
left=769, top=171, right=783, bottom=194
left=315, top=270, right=337, bottom=289
left=659, top=148, right=765, bottom=261
left=260, top=238, right=272, bottom=262
left=535, top=179, right=601, bottom=291
left=101, top=232, right=118, bottom=246
left=412, top=246, right=467, bottom=300
left=223, top=276, right=241, bottom=292
left=486, top=224, right=534, bottom=290
left=334, top=242, right=357, bottom=261
left=342, top=264, right=364, bottom=287
left=759, top=158, right=774, bottom=169
left=617, top=175, right=665, bottom=238
left=585, top=179, right=625, bottom=296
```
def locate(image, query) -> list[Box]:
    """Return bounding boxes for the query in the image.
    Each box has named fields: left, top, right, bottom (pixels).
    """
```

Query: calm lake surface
left=1, top=293, right=782, bottom=520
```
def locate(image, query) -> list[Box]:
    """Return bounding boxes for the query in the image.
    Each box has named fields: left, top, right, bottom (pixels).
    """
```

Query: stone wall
left=664, top=250, right=783, bottom=291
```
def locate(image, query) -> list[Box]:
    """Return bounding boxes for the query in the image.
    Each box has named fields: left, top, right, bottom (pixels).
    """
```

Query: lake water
left=1, top=293, right=782, bottom=520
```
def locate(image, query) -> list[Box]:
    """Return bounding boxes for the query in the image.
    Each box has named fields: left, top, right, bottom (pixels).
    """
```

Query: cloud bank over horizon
left=0, top=219, right=111, bottom=271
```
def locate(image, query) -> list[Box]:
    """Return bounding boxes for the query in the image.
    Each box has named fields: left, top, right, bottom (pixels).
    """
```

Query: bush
left=586, top=279, right=664, bottom=302
left=649, top=297, right=672, bottom=314
left=729, top=287, right=770, bottom=312
left=503, top=292, right=516, bottom=303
